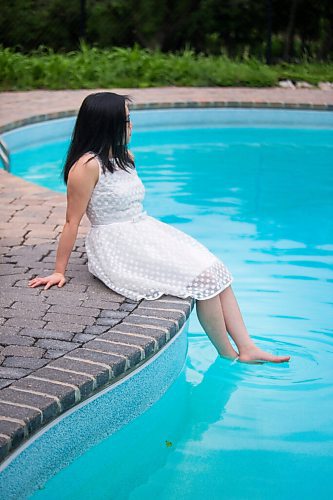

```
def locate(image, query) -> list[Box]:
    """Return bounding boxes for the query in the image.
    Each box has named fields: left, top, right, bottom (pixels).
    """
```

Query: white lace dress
left=84, top=154, right=233, bottom=301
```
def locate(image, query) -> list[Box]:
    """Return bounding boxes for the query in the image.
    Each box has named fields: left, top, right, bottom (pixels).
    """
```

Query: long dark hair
left=62, top=91, right=134, bottom=185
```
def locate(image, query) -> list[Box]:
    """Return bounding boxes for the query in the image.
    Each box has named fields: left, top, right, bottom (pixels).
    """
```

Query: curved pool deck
left=0, top=86, right=332, bottom=466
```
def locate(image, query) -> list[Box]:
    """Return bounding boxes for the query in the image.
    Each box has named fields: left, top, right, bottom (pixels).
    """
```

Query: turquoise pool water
left=2, top=109, right=333, bottom=498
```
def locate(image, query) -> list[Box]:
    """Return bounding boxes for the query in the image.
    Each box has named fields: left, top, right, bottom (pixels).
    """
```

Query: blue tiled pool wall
left=3, top=108, right=333, bottom=153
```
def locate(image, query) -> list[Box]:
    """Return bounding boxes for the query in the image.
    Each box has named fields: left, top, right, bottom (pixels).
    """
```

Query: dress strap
left=95, top=155, right=103, bottom=171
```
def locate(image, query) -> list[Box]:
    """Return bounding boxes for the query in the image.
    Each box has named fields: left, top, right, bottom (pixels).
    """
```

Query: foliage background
left=1, top=1, right=332, bottom=90
left=1, top=0, right=332, bottom=62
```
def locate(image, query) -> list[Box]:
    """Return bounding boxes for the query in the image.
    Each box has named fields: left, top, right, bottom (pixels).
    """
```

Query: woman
left=28, top=91, right=291, bottom=365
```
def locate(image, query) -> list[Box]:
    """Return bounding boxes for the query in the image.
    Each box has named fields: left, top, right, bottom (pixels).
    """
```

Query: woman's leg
left=219, top=285, right=291, bottom=363
left=196, top=295, right=239, bottom=360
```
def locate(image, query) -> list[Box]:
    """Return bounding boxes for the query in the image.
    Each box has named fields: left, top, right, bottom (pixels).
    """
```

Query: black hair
left=61, top=91, right=134, bottom=185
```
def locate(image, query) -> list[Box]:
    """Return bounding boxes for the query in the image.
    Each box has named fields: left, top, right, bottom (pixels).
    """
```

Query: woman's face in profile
left=125, top=103, right=132, bottom=144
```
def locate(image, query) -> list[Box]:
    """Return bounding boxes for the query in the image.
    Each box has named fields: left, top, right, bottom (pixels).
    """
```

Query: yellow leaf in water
left=165, top=440, right=173, bottom=447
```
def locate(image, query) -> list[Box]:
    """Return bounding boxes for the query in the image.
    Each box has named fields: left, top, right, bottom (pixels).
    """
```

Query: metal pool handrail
left=0, top=137, right=10, bottom=172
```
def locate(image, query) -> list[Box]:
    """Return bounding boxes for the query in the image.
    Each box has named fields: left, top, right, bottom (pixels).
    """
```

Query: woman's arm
left=53, top=221, right=80, bottom=276
left=28, top=154, right=99, bottom=290
left=54, top=155, right=99, bottom=275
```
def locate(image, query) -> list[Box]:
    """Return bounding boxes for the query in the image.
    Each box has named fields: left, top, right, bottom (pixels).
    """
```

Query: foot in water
left=219, top=347, right=239, bottom=361
left=237, top=344, right=291, bottom=364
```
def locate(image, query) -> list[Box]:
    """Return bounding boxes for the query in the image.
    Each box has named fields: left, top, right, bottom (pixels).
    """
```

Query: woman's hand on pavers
left=28, top=272, right=66, bottom=290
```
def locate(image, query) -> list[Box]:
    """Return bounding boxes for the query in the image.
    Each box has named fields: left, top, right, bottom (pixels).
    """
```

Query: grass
left=1, top=42, right=332, bottom=90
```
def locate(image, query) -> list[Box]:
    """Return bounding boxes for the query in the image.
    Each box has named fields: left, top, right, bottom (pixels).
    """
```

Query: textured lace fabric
left=84, top=153, right=233, bottom=301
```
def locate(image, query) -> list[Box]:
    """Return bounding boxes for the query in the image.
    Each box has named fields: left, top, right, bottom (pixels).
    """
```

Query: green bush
left=0, top=42, right=332, bottom=90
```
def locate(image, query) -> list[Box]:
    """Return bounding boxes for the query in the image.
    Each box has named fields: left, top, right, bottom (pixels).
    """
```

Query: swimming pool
left=2, top=108, right=333, bottom=498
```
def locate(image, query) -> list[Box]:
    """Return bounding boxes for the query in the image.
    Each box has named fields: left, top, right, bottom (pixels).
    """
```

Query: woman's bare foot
left=238, top=344, right=291, bottom=364
left=219, top=347, right=239, bottom=361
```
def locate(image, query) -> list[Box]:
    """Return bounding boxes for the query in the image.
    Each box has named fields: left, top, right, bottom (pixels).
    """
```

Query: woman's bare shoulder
left=68, top=152, right=100, bottom=186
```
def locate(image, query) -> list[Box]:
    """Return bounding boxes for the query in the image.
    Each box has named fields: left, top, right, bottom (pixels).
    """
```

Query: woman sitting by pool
left=28, top=91, right=291, bottom=365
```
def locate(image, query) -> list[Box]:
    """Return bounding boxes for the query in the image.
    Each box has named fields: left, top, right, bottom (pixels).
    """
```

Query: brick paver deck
left=0, top=86, right=332, bottom=465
